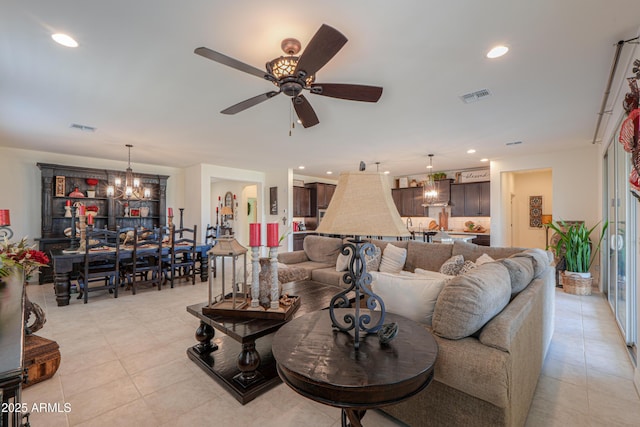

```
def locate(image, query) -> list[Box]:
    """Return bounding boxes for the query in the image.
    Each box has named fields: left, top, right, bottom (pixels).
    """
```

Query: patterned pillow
left=458, top=260, right=477, bottom=275
left=439, top=254, right=464, bottom=276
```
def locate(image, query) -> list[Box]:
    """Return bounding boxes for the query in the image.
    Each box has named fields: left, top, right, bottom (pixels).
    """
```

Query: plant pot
left=562, top=271, right=592, bottom=295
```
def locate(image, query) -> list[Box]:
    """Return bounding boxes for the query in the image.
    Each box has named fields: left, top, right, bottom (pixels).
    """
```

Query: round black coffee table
left=272, top=309, right=438, bottom=426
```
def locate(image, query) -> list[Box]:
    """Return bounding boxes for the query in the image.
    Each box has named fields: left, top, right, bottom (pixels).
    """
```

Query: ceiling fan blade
left=293, top=95, right=319, bottom=128
left=221, top=91, right=280, bottom=115
left=294, top=24, right=348, bottom=78
left=310, top=84, right=383, bottom=102
left=194, top=47, right=269, bottom=80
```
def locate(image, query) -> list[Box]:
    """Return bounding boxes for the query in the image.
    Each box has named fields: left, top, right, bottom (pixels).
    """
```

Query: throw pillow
left=378, top=244, right=407, bottom=274
left=432, top=262, right=511, bottom=339
left=458, top=260, right=477, bottom=275
left=371, top=271, right=447, bottom=325
left=500, top=257, right=535, bottom=295
left=475, top=253, right=495, bottom=265
left=335, top=245, right=382, bottom=272
left=439, top=254, right=464, bottom=276
left=414, top=268, right=452, bottom=280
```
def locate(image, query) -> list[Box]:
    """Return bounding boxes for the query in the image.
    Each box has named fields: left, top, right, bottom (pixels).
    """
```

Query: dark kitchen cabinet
left=293, top=186, right=311, bottom=217
left=450, top=181, right=490, bottom=217
left=305, top=183, right=336, bottom=216
left=392, top=188, right=426, bottom=217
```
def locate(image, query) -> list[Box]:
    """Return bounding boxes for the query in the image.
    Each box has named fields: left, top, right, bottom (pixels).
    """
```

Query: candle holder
left=78, top=215, right=87, bottom=252
left=268, top=246, right=280, bottom=310
left=251, top=246, right=260, bottom=308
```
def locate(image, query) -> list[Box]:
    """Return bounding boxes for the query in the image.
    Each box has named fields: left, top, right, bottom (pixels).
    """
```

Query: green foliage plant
left=548, top=220, right=608, bottom=274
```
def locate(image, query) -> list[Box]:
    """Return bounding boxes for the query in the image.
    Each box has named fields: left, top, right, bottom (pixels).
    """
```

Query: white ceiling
left=1, top=1, right=638, bottom=179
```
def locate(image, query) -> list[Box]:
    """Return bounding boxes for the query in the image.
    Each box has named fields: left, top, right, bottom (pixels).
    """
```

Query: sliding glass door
left=604, top=127, right=637, bottom=356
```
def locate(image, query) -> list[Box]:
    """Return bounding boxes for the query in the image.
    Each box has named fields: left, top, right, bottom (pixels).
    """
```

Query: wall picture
left=270, top=187, right=278, bottom=215
left=529, top=195, right=543, bottom=228
left=55, top=176, right=66, bottom=197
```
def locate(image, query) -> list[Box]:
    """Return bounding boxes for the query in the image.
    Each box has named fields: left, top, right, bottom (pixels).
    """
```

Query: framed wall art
left=55, top=176, right=66, bottom=197
left=270, top=187, right=278, bottom=215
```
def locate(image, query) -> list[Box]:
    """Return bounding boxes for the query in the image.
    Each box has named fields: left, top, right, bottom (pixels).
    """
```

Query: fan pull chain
left=289, top=101, right=295, bottom=136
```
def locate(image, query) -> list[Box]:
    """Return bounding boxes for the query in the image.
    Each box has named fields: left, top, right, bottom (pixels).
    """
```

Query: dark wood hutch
left=37, top=163, right=169, bottom=284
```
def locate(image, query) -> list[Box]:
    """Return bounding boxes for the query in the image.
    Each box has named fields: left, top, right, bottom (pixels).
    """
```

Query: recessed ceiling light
left=52, top=33, right=78, bottom=48
left=298, top=165, right=305, bottom=170
left=384, top=171, right=390, bottom=175
left=467, top=149, right=476, bottom=154
left=326, top=171, right=333, bottom=175
left=480, top=158, right=489, bottom=162
left=487, top=45, right=508, bottom=59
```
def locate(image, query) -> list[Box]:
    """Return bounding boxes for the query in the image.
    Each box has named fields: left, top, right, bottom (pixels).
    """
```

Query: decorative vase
left=258, top=258, right=279, bottom=308
left=86, top=190, right=96, bottom=198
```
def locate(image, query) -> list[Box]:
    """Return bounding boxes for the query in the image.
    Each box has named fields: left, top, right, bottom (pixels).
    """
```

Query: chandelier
left=106, top=144, right=151, bottom=200
left=423, top=154, right=438, bottom=205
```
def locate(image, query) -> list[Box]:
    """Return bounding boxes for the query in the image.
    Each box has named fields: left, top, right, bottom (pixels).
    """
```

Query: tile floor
left=22, top=274, right=640, bottom=427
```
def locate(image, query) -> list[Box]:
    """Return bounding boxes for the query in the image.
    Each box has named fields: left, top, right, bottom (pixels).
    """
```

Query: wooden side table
left=272, top=309, right=437, bottom=427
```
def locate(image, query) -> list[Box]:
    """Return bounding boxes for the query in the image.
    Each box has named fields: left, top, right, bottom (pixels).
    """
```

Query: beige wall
left=509, top=169, right=553, bottom=249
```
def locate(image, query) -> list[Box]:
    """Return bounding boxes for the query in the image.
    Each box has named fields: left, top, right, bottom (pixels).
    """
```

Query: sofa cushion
left=311, top=267, right=345, bottom=288
left=439, top=254, right=465, bottom=276
left=510, top=248, right=550, bottom=278
left=459, top=260, right=477, bottom=275
left=500, top=257, right=535, bottom=295
left=303, top=235, right=343, bottom=264
left=414, top=268, right=451, bottom=281
left=476, top=253, right=495, bottom=265
left=371, top=271, right=448, bottom=325
left=405, top=241, right=454, bottom=272
left=432, top=262, right=511, bottom=339
left=452, top=240, right=524, bottom=262
left=379, top=243, right=407, bottom=274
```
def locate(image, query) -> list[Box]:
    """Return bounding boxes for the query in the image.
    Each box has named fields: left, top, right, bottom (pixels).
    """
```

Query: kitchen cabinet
left=472, top=234, right=491, bottom=246
left=37, top=163, right=169, bottom=283
left=293, top=186, right=311, bottom=217
left=450, top=181, right=490, bottom=217
left=305, top=183, right=336, bottom=216
left=391, top=187, right=426, bottom=217
left=434, top=179, right=452, bottom=205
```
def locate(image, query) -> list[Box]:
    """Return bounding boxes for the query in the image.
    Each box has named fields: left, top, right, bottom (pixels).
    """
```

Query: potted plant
left=548, top=220, right=608, bottom=295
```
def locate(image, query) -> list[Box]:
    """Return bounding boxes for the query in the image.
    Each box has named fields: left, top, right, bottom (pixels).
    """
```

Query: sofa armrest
left=278, top=250, right=309, bottom=265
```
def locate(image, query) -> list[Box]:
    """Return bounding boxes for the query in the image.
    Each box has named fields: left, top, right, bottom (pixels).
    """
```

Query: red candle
left=65, top=200, right=72, bottom=206
left=250, top=223, right=261, bottom=247
left=233, top=194, right=236, bottom=199
left=218, top=196, right=221, bottom=201
left=267, top=223, right=279, bottom=247
left=0, top=209, right=10, bottom=226
left=87, top=214, right=94, bottom=225
left=216, top=206, right=219, bottom=213
left=78, top=205, right=85, bottom=216
left=168, top=207, right=173, bottom=217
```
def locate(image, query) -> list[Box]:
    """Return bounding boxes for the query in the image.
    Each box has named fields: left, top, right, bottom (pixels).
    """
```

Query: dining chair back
left=126, top=227, right=164, bottom=294
left=163, top=225, right=198, bottom=287
left=78, top=226, right=121, bottom=304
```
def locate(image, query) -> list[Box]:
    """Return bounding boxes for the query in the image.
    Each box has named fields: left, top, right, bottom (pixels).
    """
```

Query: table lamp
left=0, top=209, right=13, bottom=239
left=316, top=171, right=410, bottom=349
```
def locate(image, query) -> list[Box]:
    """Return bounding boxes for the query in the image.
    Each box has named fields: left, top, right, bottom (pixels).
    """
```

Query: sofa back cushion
left=509, top=248, right=551, bottom=278
left=452, top=240, right=525, bottom=262
left=432, top=262, right=511, bottom=339
left=378, top=243, right=407, bottom=274
left=303, top=235, right=343, bottom=264
left=500, top=256, right=535, bottom=296
left=405, top=241, right=453, bottom=272
left=371, top=271, right=448, bottom=325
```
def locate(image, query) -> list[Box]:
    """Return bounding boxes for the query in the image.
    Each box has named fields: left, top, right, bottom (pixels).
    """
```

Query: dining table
left=49, top=242, right=211, bottom=306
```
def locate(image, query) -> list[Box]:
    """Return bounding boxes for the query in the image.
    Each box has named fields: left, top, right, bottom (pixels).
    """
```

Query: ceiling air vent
left=70, top=123, right=96, bottom=132
left=459, top=89, right=492, bottom=104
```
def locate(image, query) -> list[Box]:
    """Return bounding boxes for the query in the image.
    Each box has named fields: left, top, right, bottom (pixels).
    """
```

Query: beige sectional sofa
left=278, top=235, right=555, bottom=427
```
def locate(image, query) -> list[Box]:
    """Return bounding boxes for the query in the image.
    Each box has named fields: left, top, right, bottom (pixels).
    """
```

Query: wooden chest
left=22, top=334, right=61, bottom=388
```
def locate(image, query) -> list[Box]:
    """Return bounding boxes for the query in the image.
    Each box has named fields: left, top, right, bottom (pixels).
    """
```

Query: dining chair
left=77, top=226, right=121, bottom=304
left=125, top=227, right=163, bottom=294
left=203, top=224, right=217, bottom=278
left=163, top=225, right=198, bottom=288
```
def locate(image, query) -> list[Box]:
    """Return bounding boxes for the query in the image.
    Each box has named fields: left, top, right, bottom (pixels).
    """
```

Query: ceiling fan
left=194, top=24, right=383, bottom=128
